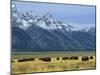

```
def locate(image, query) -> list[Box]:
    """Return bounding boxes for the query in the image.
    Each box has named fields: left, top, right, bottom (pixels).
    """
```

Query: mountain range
left=12, top=3, right=96, bottom=52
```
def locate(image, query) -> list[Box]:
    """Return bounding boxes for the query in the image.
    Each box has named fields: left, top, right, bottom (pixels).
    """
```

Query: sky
left=12, top=1, right=96, bottom=30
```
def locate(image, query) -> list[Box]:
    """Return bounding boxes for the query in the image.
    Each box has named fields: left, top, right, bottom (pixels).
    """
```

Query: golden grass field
left=12, top=54, right=96, bottom=74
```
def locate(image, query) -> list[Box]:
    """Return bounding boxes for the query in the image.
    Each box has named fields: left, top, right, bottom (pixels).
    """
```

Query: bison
left=18, top=58, right=28, bottom=62
left=70, top=56, right=78, bottom=60
left=39, top=57, right=51, bottom=62
left=18, top=58, right=35, bottom=62
left=82, top=56, right=89, bottom=61
left=28, top=58, right=35, bottom=61
left=56, top=57, right=60, bottom=60
left=62, top=57, right=69, bottom=60
left=90, top=56, right=93, bottom=59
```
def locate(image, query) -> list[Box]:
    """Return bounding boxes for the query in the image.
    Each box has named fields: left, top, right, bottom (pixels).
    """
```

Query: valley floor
left=11, top=51, right=96, bottom=74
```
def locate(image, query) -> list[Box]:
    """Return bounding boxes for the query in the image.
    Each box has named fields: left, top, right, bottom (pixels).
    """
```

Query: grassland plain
left=11, top=51, right=96, bottom=74
left=12, top=51, right=95, bottom=59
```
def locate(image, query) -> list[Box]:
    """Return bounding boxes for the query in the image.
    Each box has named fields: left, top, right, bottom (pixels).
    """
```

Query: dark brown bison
left=82, top=56, right=89, bottom=61
left=90, top=56, right=93, bottom=59
left=39, top=57, right=51, bottom=62
left=56, top=57, right=60, bottom=60
left=70, top=56, right=78, bottom=60
left=62, top=57, right=69, bottom=60
left=28, top=58, right=35, bottom=61
left=18, top=58, right=35, bottom=62
left=18, top=58, right=28, bottom=62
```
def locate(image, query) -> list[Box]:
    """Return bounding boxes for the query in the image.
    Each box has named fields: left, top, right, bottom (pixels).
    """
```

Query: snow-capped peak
left=11, top=3, right=73, bottom=31
left=33, top=13, right=63, bottom=30
left=12, top=3, right=17, bottom=12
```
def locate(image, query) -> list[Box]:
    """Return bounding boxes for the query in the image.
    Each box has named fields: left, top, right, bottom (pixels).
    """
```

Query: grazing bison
left=39, top=57, right=51, bottom=62
left=90, top=56, right=93, bottom=59
left=18, top=58, right=28, bottom=62
left=70, top=56, right=78, bottom=60
left=82, top=56, right=89, bottom=61
left=56, top=57, right=60, bottom=60
left=62, top=57, right=69, bottom=60
left=18, top=58, right=35, bottom=62
left=28, top=58, right=35, bottom=61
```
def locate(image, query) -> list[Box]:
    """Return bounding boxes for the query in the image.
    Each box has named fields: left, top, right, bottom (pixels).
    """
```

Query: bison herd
left=12, top=56, right=94, bottom=63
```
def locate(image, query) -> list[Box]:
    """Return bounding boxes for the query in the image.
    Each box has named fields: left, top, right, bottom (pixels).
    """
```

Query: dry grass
left=12, top=56, right=96, bottom=74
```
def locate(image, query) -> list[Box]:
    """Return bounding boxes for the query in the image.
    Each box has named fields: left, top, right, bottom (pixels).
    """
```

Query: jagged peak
left=12, top=3, right=17, bottom=12
left=11, top=5, right=72, bottom=31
